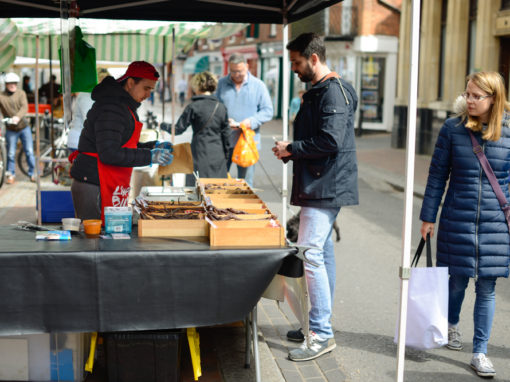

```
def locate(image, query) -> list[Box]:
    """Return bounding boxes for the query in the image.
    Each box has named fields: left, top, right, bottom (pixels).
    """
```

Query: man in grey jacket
left=273, top=33, right=359, bottom=362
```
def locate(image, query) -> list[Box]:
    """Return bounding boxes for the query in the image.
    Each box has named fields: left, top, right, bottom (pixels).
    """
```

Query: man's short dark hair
left=286, top=33, right=326, bottom=63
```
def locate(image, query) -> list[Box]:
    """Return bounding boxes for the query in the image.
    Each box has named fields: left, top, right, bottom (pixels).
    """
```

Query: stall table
left=0, top=226, right=298, bottom=381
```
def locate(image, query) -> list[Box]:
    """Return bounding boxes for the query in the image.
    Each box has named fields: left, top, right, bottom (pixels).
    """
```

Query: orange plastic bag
left=231, top=124, right=259, bottom=168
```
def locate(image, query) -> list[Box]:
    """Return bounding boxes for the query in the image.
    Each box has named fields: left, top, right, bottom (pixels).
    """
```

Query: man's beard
left=295, top=63, right=314, bottom=83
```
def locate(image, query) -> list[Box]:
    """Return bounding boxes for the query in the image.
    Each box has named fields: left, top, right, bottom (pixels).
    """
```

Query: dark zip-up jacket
left=420, top=116, right=510, bottom=278
left=70, top=76, right=155, bottom=185
left=285, top=75, right=359, bottom=208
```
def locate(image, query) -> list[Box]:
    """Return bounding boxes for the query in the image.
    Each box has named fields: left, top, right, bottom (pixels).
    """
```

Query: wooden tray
left=138, top=218, right=209, bottom=237
left=208, top=219, right=285, bottom=247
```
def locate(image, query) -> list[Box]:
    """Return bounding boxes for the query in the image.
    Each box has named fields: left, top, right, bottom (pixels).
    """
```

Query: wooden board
left=138, top=219, right=209, bottom=237
left=208, top=219, right=285, bottom=247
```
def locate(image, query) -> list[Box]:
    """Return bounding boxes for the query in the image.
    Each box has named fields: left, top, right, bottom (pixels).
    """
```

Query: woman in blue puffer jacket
left=420, top=71, right=510, bottom=378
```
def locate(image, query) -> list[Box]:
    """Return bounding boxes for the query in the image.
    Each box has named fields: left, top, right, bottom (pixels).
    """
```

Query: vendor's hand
left=11, top=116, right=20, bottom=125
left=272, top=141, right=291, bottom=160
left=420, top=221, right=435, bottom=240
left=155, top=141, right=174, bottom=152
left=151, top=148, right=174, bottom=166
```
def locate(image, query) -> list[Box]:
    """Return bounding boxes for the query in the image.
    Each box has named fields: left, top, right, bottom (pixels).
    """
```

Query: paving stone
left=303, top=378, right=327, bottom=382
left=315, top=354, right=340, bottom=373
left=324, top=368, right=347, bottom=382
left=281, top=369, right=305, bottom=382
left=275, top=356, right=300, bottom=372
left=297, top=364, right=323, bottom=378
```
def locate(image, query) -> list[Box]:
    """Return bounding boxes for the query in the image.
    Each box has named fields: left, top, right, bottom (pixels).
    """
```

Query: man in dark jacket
left=70, top=61, right=173, bottom=220
left=273, top=33, right=358, bottom=362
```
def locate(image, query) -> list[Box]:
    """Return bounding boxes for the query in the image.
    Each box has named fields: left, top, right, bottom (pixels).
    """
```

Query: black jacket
left=70, top=76, right=155, bottom=185
left=286, top=76, right=359, bottom=208
left=175, top=94, right=231, bottom=178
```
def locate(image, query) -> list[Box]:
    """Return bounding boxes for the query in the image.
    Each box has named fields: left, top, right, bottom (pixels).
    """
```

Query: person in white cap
left=0, top=72, right=36, bottom=184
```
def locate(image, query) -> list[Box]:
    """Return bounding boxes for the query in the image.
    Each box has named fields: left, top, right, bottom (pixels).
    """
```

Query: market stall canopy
left=0, top=0, right=343, bottom=24
left=0, top=18, right=246, bottom=70
left=183, top=55, right=209, bottom=73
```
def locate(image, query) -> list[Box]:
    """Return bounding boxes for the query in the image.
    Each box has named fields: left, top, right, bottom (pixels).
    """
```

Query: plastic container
left=62, top=218, right=81, bottom=231
left=38, top=190, right=75, bottom=223
left=105, top=330, right=183, bottom=382
left=104, top=207, right=133, bottom=234
left=83, top=219, right=102, bottom=237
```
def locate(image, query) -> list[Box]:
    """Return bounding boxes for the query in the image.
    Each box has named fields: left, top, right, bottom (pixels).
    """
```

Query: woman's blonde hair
left=190, top=71, right=217, bottom=94
left=462, top=71, right=510, bottom=141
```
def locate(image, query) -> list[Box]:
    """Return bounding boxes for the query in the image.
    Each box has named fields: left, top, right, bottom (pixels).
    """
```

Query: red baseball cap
left=117, top=61, right=160, bottom=82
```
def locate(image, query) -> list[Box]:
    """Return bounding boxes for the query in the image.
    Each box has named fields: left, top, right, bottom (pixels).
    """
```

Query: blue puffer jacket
left=420, top=116, right=510, bottom=278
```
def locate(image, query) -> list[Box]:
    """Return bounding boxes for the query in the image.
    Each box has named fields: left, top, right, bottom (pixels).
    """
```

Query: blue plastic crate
left=38, top=190, right=75, bottom=223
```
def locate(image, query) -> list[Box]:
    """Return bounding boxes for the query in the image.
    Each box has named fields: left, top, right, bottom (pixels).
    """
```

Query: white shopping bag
left=395, top=236, right=448, bottom=350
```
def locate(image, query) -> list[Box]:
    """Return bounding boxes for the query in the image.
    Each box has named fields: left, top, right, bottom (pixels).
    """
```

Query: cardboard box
left=0, top=333, right=87, bottom=382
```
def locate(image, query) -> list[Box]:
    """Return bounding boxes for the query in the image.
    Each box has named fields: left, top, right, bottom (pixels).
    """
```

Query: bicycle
left=17, top=110, right=68, bottom=179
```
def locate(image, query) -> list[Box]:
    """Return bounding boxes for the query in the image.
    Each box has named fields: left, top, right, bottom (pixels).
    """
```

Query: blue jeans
left=448, top=275, right=497, bottom=354
left=298, top=206, right=340, bottom=339
left=5, top=126, right=35, bottom=177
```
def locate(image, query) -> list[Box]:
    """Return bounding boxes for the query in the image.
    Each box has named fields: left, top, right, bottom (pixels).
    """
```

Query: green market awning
left=183, top=55, right=209, bottom=73
left=0, top=18, right=246, bottom=71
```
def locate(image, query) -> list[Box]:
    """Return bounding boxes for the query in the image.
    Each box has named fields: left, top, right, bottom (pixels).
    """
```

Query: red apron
left=70, top=109, right=142, bottom=224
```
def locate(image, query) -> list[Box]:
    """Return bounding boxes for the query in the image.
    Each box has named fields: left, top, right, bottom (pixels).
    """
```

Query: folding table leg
left=251, top=305, right=260, bottom=382
left=244, top=314, right=251, bottom=368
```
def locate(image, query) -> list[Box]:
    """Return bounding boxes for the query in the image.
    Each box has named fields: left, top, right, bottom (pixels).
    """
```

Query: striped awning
left=0, top=18, right=18, bottom=71
left=0, top=18, right=246, bottom=70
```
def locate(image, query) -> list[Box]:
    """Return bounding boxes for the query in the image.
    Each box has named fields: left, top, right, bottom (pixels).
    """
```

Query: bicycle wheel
left=0, top=141, right=6, bottom=188
left=18, top=138, right=53, bottom=177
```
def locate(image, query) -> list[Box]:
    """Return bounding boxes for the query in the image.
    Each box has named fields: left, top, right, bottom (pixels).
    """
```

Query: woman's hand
left=420, top=221, right=435, bottom=240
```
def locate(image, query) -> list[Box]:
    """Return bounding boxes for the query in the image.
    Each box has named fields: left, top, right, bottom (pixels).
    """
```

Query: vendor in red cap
left=70, top=61, right=174, bottom=221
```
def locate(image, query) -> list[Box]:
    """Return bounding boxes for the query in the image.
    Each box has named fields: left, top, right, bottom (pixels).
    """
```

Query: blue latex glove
left=150, top=148, right=174, bottom=166
left=155, top=141, right=174, bottom=152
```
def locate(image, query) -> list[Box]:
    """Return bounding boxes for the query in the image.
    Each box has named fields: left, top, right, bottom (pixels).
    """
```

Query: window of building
left=438, top=0, right=447, bottom=100
left=269, top=24, right=277, bottom=37
left=501, top=0, right=510, bottom=10
left=467, top=0, right=477, bottom=75
left=360, top=56, right=385, bottom=123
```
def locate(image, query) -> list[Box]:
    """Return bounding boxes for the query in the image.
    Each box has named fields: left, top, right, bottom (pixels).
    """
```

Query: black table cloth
left=0, top=226, right=297, bottom=335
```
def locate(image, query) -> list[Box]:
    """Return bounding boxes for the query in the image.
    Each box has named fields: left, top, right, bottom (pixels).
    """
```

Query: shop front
left=326, top=35, right=398, bottom=132
left=259, top=42, right=283, bottom=118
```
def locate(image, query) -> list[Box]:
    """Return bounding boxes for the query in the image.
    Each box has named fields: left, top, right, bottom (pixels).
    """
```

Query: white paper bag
left=395, top=266, right=448, bottom=349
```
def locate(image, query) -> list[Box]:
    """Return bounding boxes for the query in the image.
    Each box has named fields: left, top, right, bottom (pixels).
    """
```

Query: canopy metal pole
left=162, top=35, right=166, bottom=125
left=281, top=22, right=289, bottom=229
left=396, top=0, right=422, bottom=380
left=170, top=26, right=176, bottom=143
left=35, top=35, right=42, bottom=225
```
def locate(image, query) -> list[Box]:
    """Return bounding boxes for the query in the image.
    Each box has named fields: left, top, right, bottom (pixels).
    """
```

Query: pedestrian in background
left=22, top=75, right=34, bottom=103
left=177, top=76, right=187, bottom=107
left=0, top=72, right=36, bottom=184
left=420, top=71, right=510, bottom=378
left=289, top=89, right=305, bottom=123
left=216, top=53, right=273, bottom=187
left=174, top=71, right=230, bottom=178
left=273, top=33, right=358, bottom=362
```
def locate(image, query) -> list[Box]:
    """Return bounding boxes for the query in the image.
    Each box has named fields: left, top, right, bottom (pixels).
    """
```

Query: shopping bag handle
left=411, top=233, right=432, bottom=268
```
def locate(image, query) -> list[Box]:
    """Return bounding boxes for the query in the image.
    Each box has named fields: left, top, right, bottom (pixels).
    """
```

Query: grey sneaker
left=470, top=353, right=496, bottom=377
left=288, top=331, right=336, bottom=362
left=287, top=328, right=305, bottom=342
left=446, top=327, right=463, bottom=350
